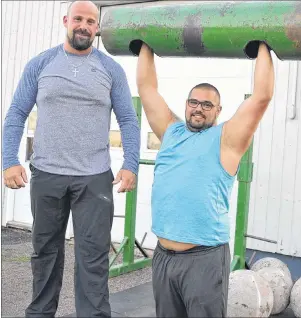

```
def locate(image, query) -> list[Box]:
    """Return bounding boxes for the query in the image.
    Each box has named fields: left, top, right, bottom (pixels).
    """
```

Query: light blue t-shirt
left=151, top=121, right=235, bottom=246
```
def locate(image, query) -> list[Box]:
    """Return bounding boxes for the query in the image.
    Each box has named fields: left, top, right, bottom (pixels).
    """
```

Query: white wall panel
left=248, top=60, right=301, bottom=256
left=290, top=64, right=301, bottom=256
left=276, top=62, right=300, bottom=256
left=2, top=1, right=23, bottom=225
left=2, top=1, right=69, bottom=226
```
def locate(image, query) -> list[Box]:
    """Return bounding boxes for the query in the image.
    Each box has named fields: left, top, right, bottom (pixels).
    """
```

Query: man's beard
left=186, top=112, right=214, bottom=132
left=68, top=29, right=92, bottom=51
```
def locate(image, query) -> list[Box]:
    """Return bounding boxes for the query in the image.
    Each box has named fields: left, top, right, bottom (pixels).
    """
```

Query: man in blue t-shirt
left=2, top=1, right=140, bottom=317
left=137, top=42, right=274, bottom=317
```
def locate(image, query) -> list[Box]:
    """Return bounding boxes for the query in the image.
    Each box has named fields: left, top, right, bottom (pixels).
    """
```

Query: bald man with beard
left=2, top=1, right=140, bottom=317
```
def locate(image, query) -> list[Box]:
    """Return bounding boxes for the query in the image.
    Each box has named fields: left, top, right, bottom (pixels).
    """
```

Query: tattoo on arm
left=171, top=111, right=182, bottom=123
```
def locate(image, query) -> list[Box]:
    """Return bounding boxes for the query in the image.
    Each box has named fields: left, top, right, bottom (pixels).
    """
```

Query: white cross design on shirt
left=73, top=68, right=79, bottom=77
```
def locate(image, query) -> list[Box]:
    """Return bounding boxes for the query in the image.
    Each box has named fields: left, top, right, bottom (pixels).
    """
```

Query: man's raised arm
left=222, top=42, right=275, bottom=158
left=136, top=43, right=176, bottom=141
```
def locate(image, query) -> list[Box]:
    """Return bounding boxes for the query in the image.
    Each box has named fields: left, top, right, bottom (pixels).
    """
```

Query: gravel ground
left=3, top=227, right=297, bottom=318
left=1, top=227, right=153, bottom=318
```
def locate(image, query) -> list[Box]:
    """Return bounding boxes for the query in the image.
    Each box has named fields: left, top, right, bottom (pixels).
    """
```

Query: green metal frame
left=109, top=97, right=153, bottom=278
left=231, top=94, right=254, bottom=271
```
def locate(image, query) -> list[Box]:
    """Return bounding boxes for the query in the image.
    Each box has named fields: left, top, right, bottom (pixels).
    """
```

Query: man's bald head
left=67, top=1, right=99, bottom=20
left=63, top=0, right=99, bottom=52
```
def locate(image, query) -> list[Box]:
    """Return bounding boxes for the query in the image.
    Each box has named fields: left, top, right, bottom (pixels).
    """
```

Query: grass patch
left=9, top=256, right=31, bottom=262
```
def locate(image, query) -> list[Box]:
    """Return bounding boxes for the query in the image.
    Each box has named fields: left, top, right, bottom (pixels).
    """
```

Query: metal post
left=123, top=97, right=142, bottom=264
left=109, top=97, right=152, bottom=278
left=231, top=94, right=254, bottom=271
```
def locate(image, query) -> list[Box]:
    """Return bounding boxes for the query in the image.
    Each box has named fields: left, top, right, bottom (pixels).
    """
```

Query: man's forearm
left=120, top=119, right=140, bottom=175
left=115, top=108, right=140, bottom=176
left=110, top=61, right=140, bottom=175
left=117, top=104, right=140, bottom=175
left=136, top=43, right=158, bottom=91
left=253, top=42, right=274, bottom=102
left=2, top=106, right=28, bottom=170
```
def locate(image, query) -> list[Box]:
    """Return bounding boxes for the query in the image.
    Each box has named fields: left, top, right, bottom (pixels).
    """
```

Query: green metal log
left=100, top=1, right=301, bottom=60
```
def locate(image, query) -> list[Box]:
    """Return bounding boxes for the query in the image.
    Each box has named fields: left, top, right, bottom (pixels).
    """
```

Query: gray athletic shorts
left=152, top=242, right=231, bottom=318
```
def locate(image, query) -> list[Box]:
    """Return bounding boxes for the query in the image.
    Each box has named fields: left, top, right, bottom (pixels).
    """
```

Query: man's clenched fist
left=4, top=165, right=28, bottom=189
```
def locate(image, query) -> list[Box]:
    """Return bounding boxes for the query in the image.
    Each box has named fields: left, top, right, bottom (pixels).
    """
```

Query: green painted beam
left=101, top=1, right=301, bottom=60
left=230, top=255, right=241, bottom=272
left=109, top=97, right=152, bottom=277
left=123, top=97, right=142, bottom=265
left=233, top=139, right=253, bottom=270
left=109, top=258, right=152, bottom=278
left=233, top=94, right=254, bottom=270
left=109, top=237, right=128, bottom=268
left=139, top=159, right=155, bottom=166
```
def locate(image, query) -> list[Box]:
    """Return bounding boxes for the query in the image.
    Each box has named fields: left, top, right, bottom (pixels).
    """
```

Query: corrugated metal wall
left=2, top=0, right=68, bottom=114
left=247, top=60, right=301, bottom=257
left=1, top=0, right=70, bottom=225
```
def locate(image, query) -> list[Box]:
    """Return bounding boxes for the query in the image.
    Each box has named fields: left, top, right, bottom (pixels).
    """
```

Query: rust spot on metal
left=164, top=6, right=178, bottom=21
left=183, top=14, right=205, bottom=56
left=219, top=2, right=235, bottom=17
left=100, top=13, right=115, bottom=44
left=284, top=3, right=301, bottom=51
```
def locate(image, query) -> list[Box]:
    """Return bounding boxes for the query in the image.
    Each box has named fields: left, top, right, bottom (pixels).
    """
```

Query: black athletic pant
left=25, top=164, right=114, bottom=318
left=152, top=242, right=231, bottom=318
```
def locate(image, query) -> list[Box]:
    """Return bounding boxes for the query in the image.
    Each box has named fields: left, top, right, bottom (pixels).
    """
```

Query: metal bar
left=135, top=238, right=149, bottom=258
left=109, top=258, right=152, bottom=278
left=248, top=251, right=257, bottom=268
left=110, top=242, right=118, bottom=254
left=122, top=174, right=137, bottom=266
left=139, top=159, right=155, bottom=166
left=245, top=234, right=277, bottom=244
left=109, top=237, right=128, bottom=268
left=140, top=232, right=147, bottom=246
left=101, top=1, right=301, bottom=61
left=109, top=96, right=152, bottom=277
left=123, top=97, right=142, bottom=265
left=233, top=146, right=253, bottom=270
left=230, top=256, right=241, bottom=272
left=233, top=94, right=253, bottom=270
left=287, top=61, right=298, bottom=120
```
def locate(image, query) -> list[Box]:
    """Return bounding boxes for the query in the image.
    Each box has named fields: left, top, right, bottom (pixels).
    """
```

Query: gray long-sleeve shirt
left=2, top=44, right=140, bottom=176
